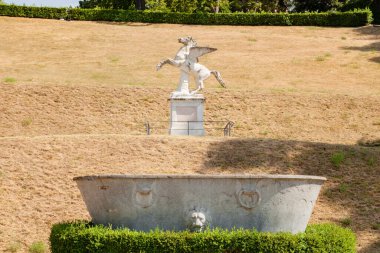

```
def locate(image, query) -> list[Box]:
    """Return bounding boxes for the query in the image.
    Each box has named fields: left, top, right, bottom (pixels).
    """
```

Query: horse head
left=178, top=36, right=197, bottom=47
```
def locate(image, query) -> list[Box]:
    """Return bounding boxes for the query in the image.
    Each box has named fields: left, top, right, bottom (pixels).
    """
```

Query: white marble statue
left=156, top=36, right=226, bottom=95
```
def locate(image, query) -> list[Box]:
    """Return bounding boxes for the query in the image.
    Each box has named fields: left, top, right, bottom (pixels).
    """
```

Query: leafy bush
left=293, top=0, right=348, bottom=12
left=29, top=241, right=47, bottom=253
left=73, top=0, right=380, bottom=21
left=0, top=5, right=372, bottom=26
left=6, top=242, right=22, bottom=253
left=50, top=221, right=356, bottom=253
left=145, top=0, right=170, bottom=12
left=230, top=0, right=288, bottom=13
left=340, top=0, right=380, bottom=23
left=79, top=0, right=286, bottom=13
left=205, top=0, right=232, bottom=13
left=0, top=5, right=67, bottom=19
left=331, top=151, right=345, bottom=167
left=79, top=0, right=136, bottom=10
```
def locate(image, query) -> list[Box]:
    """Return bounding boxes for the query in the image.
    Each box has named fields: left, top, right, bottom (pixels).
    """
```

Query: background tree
left=79, top=0, right=135, bottom=9
left=339, top=0, right=379, bottom=23
left=79, top=0, right=376, bottom=15
left=230, top=0, right=288, bottom=12
left=203, top=0, right=231, bottom=13
left=169, top=0, right=198, bottom=13
left=372, top=0, right=380, bottom=23
left=293, top=0, right=347, bottom=12
left=145, top=0, right=169, bottom=11
left=260, top=0, right=289, bottom=12
left=230, top=0, right=263, bottom=12
left=135, top=0, right=146, bottom=10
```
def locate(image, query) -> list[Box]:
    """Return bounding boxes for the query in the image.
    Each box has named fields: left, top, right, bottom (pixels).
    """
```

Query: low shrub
left=331, top=151, right=345, bottom=167
left=29, top=241, right=47, bottom=253
left=0, top=5, right=373, bottom=26
left=50, top=221, right=356, bottom=253
left=0, top=5, right=66, bottom=19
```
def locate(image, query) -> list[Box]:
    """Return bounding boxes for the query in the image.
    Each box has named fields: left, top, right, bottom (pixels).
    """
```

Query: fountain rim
left=73, top=174, right=326, bottom=181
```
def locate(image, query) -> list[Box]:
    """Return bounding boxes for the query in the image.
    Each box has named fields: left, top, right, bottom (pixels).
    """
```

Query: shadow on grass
left=342, top=41, right=380, bottom=64
left=353, top=26, right=380, bottom=37
left=344, top=26, right=380, bottom=65
left=342, top=42, right=380, bottom=52
left=360, top=240, right=380, bottom=253
left=203, top=138, right=379, bottom=175
left=370, top=56, right=380, bottom=63
left=201, top=138, right=380, bottom=246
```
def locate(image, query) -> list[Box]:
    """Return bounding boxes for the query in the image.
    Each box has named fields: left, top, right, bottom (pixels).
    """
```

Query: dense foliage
left=229, top=0, right=288, bottom=12
left=0, top=5, right=372, bottom=26
left=340, top=0, right=380, bottom=23
left=79, top=0, right=144, bottom=10
left=79, top=0, right=291, bottom=13
left=77, top=0, right=379, bottom=23
left=294, top=0, right=348, bottom=12
left=79, top=0, right=135, bottom=9
left=50, top=221, right=356, bottom=253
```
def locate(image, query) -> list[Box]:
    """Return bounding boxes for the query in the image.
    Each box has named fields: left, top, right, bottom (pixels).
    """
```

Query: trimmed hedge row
left=50, top=221, right=356, bottom=253
left=0, top=5, right=373, bottom=26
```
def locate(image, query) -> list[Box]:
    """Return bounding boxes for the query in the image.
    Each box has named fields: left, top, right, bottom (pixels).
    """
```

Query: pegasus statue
left=156, top=36, right=226, bottom=95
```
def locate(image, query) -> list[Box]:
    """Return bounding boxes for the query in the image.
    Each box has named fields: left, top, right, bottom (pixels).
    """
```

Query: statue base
left=169, top=94, right=205, bottom=136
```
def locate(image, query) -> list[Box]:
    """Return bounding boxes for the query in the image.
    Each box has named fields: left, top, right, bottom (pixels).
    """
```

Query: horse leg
left=191, top=77, right=204, bottom=95
left=156, top=58, right=182, bottom=71
left=210, top=70, right=226, bottom=88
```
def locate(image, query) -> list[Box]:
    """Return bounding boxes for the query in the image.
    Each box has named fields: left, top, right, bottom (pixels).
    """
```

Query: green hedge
left=50, top=221, right=356, bottom=253
left=0, top=5, right=373, bottom=26
left=0, top=5, right=67, bottom=19
left=340, top=0, right=380, bottom=24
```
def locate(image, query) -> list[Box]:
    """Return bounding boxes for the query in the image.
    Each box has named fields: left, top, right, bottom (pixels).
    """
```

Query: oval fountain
left=74, top=37, right=326, bottom=234
left=74, top=174, right=326, bottom=233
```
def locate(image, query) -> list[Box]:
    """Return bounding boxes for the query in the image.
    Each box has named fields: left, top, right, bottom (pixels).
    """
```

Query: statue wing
left=188, top=47, right=217, bottom=62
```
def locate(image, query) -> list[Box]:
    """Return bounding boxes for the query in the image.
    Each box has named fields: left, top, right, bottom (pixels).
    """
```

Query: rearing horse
left=157, top=36, right=226, bottom=94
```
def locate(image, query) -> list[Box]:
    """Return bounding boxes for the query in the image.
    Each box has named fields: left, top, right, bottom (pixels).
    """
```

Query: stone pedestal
left=169, top=93, right=205, bottom=136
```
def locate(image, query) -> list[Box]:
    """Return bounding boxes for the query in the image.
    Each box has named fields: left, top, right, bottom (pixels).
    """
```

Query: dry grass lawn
left=0, top=17, right=379, bottom=252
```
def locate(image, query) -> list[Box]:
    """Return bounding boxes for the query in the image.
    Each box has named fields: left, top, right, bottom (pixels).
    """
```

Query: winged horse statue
left=156, top=36, right=226, bottom=95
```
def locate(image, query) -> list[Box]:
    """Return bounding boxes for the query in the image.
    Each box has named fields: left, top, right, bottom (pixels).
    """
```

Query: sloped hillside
left=0, top=134, right=379, bottom=252
left=0, top=16, right=379, bottom=253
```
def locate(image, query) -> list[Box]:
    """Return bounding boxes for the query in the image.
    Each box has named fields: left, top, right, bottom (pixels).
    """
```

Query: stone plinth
left=169, top=93, right=205, bottom=136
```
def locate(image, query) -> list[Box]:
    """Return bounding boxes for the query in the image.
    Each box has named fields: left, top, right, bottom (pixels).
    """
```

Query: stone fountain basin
left=74, top=174, right=326, bottom=233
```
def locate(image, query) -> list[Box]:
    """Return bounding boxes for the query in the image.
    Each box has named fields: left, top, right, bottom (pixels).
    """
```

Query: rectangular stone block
left=169, top=94, right=205, bottom=136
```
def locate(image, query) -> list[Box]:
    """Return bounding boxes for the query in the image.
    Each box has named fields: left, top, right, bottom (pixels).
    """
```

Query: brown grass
left=1, top=17, right=380, bottom=96
left=0, top=17, right=379, bottom=252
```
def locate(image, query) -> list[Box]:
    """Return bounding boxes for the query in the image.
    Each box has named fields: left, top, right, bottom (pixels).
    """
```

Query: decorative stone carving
left=134, top=183, right=155, bottom=208
left=237, top=189, right=261, bottom=209
left=187, top=209, right=208, bottom=232
left=157, top=36, right=226, bottom=95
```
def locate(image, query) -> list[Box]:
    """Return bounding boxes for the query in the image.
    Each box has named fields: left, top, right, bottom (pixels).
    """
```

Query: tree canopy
left=78, top=0, right=379, bottom=19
